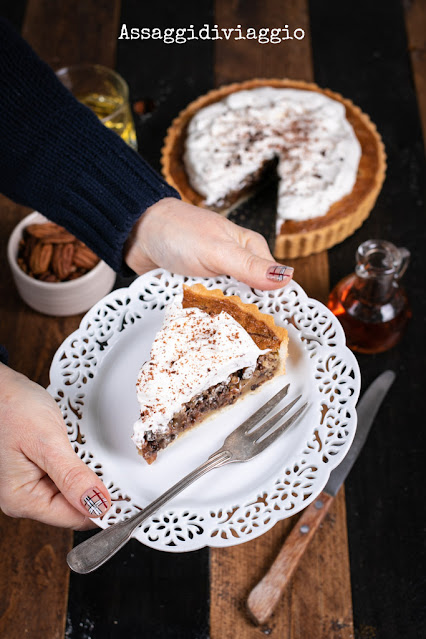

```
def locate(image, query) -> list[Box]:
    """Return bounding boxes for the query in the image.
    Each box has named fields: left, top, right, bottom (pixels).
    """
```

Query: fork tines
left=249, top=394, right=302, bottom=440
left=239, top=383, right=291, bottom=435
left=238, top=384, right=308, bottom=454
left=252, top=401, right=308, bottom=454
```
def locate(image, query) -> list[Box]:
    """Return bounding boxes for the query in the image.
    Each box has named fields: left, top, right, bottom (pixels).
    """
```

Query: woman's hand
left=0, top=363, right=111, bottom=529
left=124, top=198, right=294, bottom=289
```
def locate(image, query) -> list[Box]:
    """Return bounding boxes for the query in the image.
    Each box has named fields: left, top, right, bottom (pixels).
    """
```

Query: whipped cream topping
left=184, top=87, right=361, bottom=225
left=132, top=296, right=268, bottom=448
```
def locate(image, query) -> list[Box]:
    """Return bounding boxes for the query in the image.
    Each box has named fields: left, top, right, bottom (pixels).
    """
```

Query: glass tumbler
left=56, top=63, right=137, bottom=150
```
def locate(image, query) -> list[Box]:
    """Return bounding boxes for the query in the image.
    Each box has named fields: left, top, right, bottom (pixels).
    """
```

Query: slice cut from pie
left=132, top=283, right=288, bottom=464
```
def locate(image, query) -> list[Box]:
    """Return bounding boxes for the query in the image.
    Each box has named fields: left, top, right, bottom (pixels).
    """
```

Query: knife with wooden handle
left=247, top=370, right=396, bottom=626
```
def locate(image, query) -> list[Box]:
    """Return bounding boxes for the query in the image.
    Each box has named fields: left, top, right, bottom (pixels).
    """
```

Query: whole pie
left=161, top=79, right=386, bottom=258
left=132, top=283, right=288, bottom=464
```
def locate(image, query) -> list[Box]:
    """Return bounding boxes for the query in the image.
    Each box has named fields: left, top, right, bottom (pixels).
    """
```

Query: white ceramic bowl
left=7, top=212, right=116, bottom=316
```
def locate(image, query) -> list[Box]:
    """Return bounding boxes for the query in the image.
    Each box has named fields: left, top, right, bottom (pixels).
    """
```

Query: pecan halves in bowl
left=17, top=223, right=100, bottom=282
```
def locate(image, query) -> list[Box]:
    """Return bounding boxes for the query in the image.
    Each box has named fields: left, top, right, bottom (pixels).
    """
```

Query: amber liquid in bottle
left=327, top=240, right=411, bottom=354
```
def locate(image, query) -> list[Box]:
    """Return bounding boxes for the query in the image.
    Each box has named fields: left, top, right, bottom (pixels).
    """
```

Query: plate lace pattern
left=48, top=269, right=359, bottom=552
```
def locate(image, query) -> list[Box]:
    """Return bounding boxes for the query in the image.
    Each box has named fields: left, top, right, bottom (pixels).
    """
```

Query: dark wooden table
left=0, top=1, right=425, bottom=638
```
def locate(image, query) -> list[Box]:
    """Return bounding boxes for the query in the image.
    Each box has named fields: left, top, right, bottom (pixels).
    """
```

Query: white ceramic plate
left=48, top=269, right=360, bottom=552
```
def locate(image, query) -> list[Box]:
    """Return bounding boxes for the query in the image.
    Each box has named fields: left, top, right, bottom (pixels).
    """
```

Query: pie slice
left=161, top=79, right=386, bottom=259
left=132, top=283, right=288, bottom=464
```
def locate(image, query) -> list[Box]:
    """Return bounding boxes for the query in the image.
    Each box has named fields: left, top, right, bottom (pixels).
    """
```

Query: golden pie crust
left=183, top=283, right=288, bottom=357
left=161, top=79, right=387, bottom=259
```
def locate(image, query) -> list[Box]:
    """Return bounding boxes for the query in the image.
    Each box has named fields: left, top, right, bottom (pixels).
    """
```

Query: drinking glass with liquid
left=56, top=64, right=137, bottom=150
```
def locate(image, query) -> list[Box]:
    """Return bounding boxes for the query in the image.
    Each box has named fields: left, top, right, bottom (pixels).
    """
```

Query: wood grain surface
left=1, top=1, right=424, bottom=637
left=404, top=0, right=426, bottom=147
left=0, top=1, right=120, bottom=637
left=210, top=1, right=353, bottom=638
left=22, top=0, right=121, bottom=69
left=310, top=2, right=426, bottom=637
left=246, top=491, right=335, bottom=626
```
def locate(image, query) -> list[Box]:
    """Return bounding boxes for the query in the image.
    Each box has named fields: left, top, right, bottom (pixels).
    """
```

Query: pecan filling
left=139, top=351, right=279, bottom=464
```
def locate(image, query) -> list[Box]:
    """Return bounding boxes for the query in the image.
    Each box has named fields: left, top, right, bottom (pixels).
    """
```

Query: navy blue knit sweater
left=0, top=19, right=180, bottom=366
left=0, top=19, right=179, bottom=272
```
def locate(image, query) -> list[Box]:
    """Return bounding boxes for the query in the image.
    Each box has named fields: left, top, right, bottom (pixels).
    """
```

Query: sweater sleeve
left=0, top=19, right=180, bottom=272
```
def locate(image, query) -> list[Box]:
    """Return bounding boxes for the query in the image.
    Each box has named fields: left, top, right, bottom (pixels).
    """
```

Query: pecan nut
left=29, top=241, right=53, bottom=275
left=26, top=222, right=59, bottom=238
left=73, top=244, right=99, bottom=270
left=26, top=223, right=75, bottom=244
left=51, top=243, right=75, bottom=280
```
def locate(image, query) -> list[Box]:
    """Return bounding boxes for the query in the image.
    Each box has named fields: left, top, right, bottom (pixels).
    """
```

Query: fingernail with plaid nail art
left=81, top=487, right=110, bottom=517
left=266, top=264, right=294, bottom=282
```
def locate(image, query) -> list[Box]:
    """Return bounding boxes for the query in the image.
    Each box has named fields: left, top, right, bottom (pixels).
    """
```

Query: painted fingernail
left=81, top=487, right=110, bottom=517
left=266, top=264, right=294, bottom=282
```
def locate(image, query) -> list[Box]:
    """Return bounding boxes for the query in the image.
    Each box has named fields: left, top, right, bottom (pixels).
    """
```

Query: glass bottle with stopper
left=327, top=239, right=411, bottom=354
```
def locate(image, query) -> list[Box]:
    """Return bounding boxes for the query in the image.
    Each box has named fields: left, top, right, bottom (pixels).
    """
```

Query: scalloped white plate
left=48, top=269, right=360, bottom=552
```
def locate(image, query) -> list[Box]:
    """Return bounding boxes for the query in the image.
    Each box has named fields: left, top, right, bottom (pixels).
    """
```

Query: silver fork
left=67, top=384, right=307, bottom=574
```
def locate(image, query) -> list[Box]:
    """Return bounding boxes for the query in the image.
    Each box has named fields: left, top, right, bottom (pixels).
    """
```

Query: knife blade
left=324, top=369, right=395, bottom=497
left=246, top=370, right=396, bottom=626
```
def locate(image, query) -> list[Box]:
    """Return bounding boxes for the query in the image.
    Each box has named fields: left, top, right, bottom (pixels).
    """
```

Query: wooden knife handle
left=246, top=491, right=334, bottom=626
